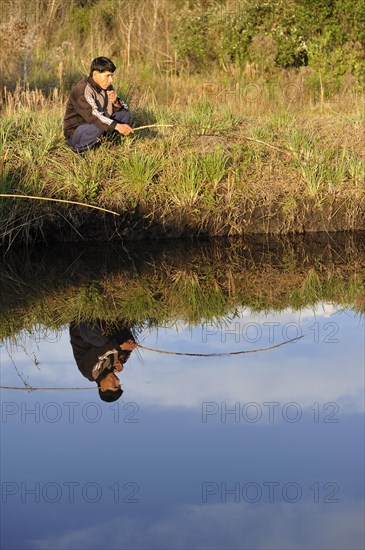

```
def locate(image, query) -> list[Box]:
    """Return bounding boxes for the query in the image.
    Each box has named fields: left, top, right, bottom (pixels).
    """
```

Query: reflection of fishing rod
left=137, top=335, right=304, bottom=356
left=0, top=335, right=303, bottom=390
left=0, top=386, right=95, bottom=390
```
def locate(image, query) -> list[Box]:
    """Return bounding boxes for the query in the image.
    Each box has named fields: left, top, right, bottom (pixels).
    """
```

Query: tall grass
left=116, top=151, right=164, bottom=201
left=1, top=83, right=365, bottom=246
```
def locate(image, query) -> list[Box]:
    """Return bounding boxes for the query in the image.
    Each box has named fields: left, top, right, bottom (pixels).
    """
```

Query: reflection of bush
left=1, top=234, right=364, bottom=340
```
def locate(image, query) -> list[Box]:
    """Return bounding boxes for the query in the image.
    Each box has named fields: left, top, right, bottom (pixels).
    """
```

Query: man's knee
left=68, top=124, right=103, bottom=152
left=112, top=110, right=131, bottom=124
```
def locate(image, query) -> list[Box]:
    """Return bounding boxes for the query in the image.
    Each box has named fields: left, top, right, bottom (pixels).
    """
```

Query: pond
left=1, top=234, right=364, bottom=550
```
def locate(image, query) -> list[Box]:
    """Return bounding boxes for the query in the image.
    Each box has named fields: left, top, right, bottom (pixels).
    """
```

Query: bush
left=1, top=0, right=365, bottom=89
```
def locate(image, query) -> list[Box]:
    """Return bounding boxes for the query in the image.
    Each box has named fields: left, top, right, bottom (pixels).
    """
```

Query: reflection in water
left=69, top=321, right=137, bottom=401
left=0, top=235, right=364, bottom=550
left=0, top=233, right=364, bottom=341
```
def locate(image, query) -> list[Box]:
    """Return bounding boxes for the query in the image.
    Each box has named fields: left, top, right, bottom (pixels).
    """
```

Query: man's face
left=99, top=372, right=121, bottom=392
left=92, top=70, right=113, bottom=90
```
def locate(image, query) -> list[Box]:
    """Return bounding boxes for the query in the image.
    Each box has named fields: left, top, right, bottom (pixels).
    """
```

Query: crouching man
left=69, top=321, right=137, bottom=402
left=64, top=56, right=134, bottom=153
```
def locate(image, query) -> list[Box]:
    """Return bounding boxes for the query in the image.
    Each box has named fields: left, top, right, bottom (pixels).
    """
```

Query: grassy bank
left=1, top=73, right=365, bottom=246
left=1, top=234, right=364, bottom=342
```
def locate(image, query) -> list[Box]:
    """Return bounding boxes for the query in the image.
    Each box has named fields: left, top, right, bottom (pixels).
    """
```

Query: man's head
left=90, top=57, right=116, bottom=90
left=97, top=371, right=123, bottom=402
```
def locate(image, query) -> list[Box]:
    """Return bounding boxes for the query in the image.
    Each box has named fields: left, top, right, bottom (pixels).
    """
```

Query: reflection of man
left=69, top=321, right=137, bottom=402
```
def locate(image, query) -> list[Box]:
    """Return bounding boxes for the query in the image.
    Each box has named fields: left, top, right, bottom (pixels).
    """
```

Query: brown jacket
left=69, top=322, right=134, bottom=382
left=64, top=76, right=122, bottom=138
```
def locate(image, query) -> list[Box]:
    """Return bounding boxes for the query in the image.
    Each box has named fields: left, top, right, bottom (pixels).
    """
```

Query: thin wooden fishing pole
left=137, top=335, right=303, bottom=356
left=133, top=124, right=174, bottom=131
left=0, top=194, right=120, bottom=216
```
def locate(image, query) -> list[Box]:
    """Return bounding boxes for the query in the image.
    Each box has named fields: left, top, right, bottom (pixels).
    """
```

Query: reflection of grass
left=289, top=269, right=323, bottom=309
left=115, top=283, right=161, bottom=322
left=170, top=270, right=228, bottom=323
left=0, top=236, right=364, bottom=341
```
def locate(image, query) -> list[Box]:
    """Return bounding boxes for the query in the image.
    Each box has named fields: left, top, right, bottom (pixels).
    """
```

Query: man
left=64, top=56, right=134, bottom=153
left=69, top=321, right=137, bottom=402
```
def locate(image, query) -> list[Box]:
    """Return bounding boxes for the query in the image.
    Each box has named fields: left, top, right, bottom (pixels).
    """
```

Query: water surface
left=1, top=235, right=364, bottom=549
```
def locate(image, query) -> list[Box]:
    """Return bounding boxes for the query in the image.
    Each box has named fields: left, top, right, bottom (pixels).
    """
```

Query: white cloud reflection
left=31, top=500, right=365, bottom=550
left=2, top=304, right=364, bottom=414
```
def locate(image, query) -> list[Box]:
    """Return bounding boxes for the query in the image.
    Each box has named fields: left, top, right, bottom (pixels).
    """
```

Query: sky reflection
left=1, top=304, right=364, bottom=549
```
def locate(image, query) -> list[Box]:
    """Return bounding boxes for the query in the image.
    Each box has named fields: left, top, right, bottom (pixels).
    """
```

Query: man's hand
left=114, top=360, right=124, bottom=372
left=107, top=89, right=118, bottom=104
left=116, top=123, right=134, bottom=136
left=120, top=339, right=137, bottom=351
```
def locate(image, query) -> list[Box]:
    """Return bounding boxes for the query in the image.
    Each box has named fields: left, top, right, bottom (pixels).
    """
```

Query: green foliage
left=183, top=100, right=214, bottom=131
left=172, top=0, right=365, bottom=85
left=68, top=0, right=120, bottom=36
left=1, top=0, right=365, bottom=91
left=48, top=147, right=114, bottom=203
left=173, top=6, right=217, bottom=70
left=346, top=153, right=365, bottom=189
left=170, top=153, right=205, bottom=207
left=200, top=148, right=228, bottom=187
left=116, top=151, right=163, bottom=200
left=69, top=5, right=92, bottom=35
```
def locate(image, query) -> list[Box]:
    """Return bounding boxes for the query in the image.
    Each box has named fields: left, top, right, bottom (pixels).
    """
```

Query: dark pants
left=67, top=110, right=131, bottom=153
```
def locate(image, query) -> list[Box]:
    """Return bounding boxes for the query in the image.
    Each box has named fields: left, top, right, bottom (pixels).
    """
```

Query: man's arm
left=78, top=322, right=111, bottom=347
left=107, top=88, right=121, bottom=110
left=114, top=332, right=137, bottom=364
left=107, top=87, right=129, bottom=112
left=120, top=339, right=137, bottom=351
left=106, top=87, right=133, bottom=136
left=113, top=338, right=137, bottom=372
